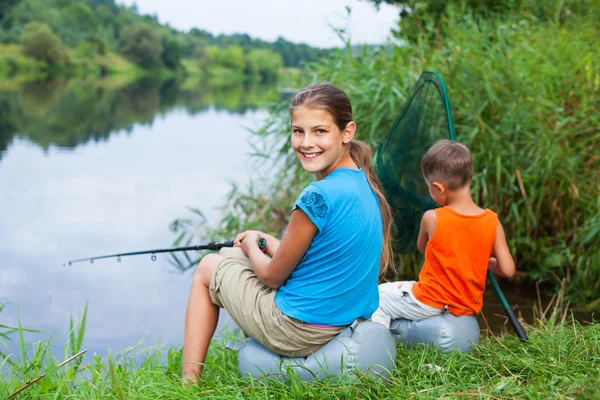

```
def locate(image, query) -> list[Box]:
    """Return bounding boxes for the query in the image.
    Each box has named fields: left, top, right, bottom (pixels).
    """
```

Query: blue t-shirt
left=274, top=168, right=383, bottom=326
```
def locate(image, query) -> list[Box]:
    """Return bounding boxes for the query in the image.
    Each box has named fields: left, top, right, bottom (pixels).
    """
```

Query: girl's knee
left=193, top=253, right=222, bottom=285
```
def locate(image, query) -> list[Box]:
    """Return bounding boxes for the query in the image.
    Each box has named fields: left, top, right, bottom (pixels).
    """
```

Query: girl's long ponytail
left=349, top=140, right=394, bottom=277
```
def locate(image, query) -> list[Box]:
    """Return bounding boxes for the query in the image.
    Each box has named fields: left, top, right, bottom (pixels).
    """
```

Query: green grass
left=1, top=299, right=599, bottom=399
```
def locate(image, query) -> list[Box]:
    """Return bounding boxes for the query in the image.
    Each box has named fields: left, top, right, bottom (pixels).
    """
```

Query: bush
left=214, top=45, right=245, bottom=71
left=119, top=23, right=163, bottom=69
left=20, top=21, right=69, bottom=65
left=245, top=49, right=283, bottom=83
left=160, top=33, right=182, bottom=70
left=74, top=37, right=107, bottom=58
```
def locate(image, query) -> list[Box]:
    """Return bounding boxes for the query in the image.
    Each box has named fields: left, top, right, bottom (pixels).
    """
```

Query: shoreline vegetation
left=1, top=297, right=598, bottom=399
left=0, top=40, right=302, bottom=88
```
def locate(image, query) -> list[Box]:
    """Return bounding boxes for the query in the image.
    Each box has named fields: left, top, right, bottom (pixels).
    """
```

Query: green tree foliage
left=58, top=2, right=96, bottom=47
left=245, top=49, right=283, bottom=83
left=364, top=0, right=597, bottom=43
left=160, top=32, right=182, bottom=70
left=74, top=36, right=107, bottom=58
left=215, top=45, right=245, bottom=71
left=119, top=22, right=163, bottom=68
left=272, top=37, right=326, bottom=67
left=21, top=21, right=69, bottom=65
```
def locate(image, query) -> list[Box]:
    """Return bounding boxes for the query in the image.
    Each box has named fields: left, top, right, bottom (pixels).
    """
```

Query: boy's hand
left=488, top=257, right=498, bottom=271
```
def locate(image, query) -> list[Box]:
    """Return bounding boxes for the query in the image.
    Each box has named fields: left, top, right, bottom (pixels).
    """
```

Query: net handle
left=423, top=70, right=456, bottom=140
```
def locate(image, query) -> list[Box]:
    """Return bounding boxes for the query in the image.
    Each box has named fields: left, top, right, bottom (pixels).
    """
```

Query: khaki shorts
left=209, top=247, right=345, bottom=358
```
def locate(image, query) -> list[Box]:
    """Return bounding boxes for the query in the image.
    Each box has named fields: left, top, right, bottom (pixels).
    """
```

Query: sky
left=116, top=0, right=400, bottom=48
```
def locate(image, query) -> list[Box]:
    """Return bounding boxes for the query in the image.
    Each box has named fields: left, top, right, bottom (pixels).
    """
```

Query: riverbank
left=1, top=307, right=598, bottom=399
left=0, top=43, right=149, bottom=83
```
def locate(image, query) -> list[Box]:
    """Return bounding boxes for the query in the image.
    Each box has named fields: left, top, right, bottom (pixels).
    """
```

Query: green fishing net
left=376, top=70, right=456, bottom=254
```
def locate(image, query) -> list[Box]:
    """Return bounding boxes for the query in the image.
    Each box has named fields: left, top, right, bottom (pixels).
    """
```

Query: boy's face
left=425, top=177, right=447, bottom=206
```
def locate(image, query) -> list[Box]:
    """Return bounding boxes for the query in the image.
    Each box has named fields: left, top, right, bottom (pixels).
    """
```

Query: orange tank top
left=412, top=206, right=498, bottom=316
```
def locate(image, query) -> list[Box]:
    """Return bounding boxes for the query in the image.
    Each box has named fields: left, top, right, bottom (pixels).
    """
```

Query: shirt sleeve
left=292, top=184, right=330, bottom=232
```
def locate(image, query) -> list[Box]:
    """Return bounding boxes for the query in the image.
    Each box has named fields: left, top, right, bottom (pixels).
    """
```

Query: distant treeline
left=0, top=0, right=329, bottom=82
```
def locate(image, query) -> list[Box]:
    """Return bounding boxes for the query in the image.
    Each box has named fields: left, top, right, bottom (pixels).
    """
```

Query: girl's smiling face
left=291, top=106, right=355, bottom=180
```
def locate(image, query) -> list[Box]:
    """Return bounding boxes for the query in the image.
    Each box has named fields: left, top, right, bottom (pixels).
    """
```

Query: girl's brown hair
left=290, top=83, right=394, bottom=276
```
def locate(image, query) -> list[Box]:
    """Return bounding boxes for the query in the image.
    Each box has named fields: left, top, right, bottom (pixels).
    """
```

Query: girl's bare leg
left=182, top=253, right=223, bottom=382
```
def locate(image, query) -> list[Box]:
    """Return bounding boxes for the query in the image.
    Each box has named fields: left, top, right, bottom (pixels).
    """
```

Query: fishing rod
left=65, top=238, right=267, bottom=266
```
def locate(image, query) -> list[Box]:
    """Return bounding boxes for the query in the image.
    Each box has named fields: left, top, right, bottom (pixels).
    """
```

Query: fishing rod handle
left=209, top=237, right=267, bottom=250
left=208, top=240, right=234, bottom=250
left=258, top=237, right=267, bottom=249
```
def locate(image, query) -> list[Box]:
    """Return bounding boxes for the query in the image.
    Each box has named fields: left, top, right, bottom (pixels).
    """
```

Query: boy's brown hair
left=421, top=140, right=473, bottom=190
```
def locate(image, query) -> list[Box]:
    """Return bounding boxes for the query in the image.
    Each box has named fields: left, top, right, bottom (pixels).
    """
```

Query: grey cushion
left=390, top=313, right=480, bottom=352
left=229, top=321, right=396, bottom=381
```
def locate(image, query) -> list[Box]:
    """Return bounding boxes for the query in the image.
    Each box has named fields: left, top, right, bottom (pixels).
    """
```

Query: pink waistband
left=308, top=323, right=340, bottom=329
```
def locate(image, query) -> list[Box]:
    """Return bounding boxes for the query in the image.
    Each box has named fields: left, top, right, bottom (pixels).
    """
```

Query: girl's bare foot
left=182, top=373, right=198, bottom=386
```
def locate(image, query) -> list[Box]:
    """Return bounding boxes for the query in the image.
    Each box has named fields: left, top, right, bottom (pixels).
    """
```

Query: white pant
left=371, top=281, right=444, bottom=328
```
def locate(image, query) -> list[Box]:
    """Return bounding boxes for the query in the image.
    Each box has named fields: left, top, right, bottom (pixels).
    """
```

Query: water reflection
left=0, top=78, right=278, bottom=160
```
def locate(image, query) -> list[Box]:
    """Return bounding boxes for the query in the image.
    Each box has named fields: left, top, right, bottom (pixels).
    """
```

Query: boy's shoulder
left=422, top=209, right=437, bottom=224
left=429, top=207, right=499, bottom=229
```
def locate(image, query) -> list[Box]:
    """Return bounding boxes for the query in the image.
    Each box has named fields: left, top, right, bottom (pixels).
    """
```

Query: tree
left=21, top=21, right=69, bottom=65
left=160, top=32, right=182, bottom=70
left=58, top=2, right=97, bottom=47
left=245, top=49, right=282, bottom=83
left=192, top=41, right=212, bottom=71
left=215, top=45, right=245, bottom=71
left=363, top=0, right=589, bottom=43
left=119, top=22, right=163, bottom=68
left=75, top=36, right=107, bottom=58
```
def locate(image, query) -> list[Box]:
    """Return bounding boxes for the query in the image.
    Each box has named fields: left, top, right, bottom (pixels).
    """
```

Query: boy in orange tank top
left=372, top=140, right=516, bottom=328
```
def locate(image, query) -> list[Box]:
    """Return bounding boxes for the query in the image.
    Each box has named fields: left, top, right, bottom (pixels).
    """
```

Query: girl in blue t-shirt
left=182, top=83, right=394, bottom=382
